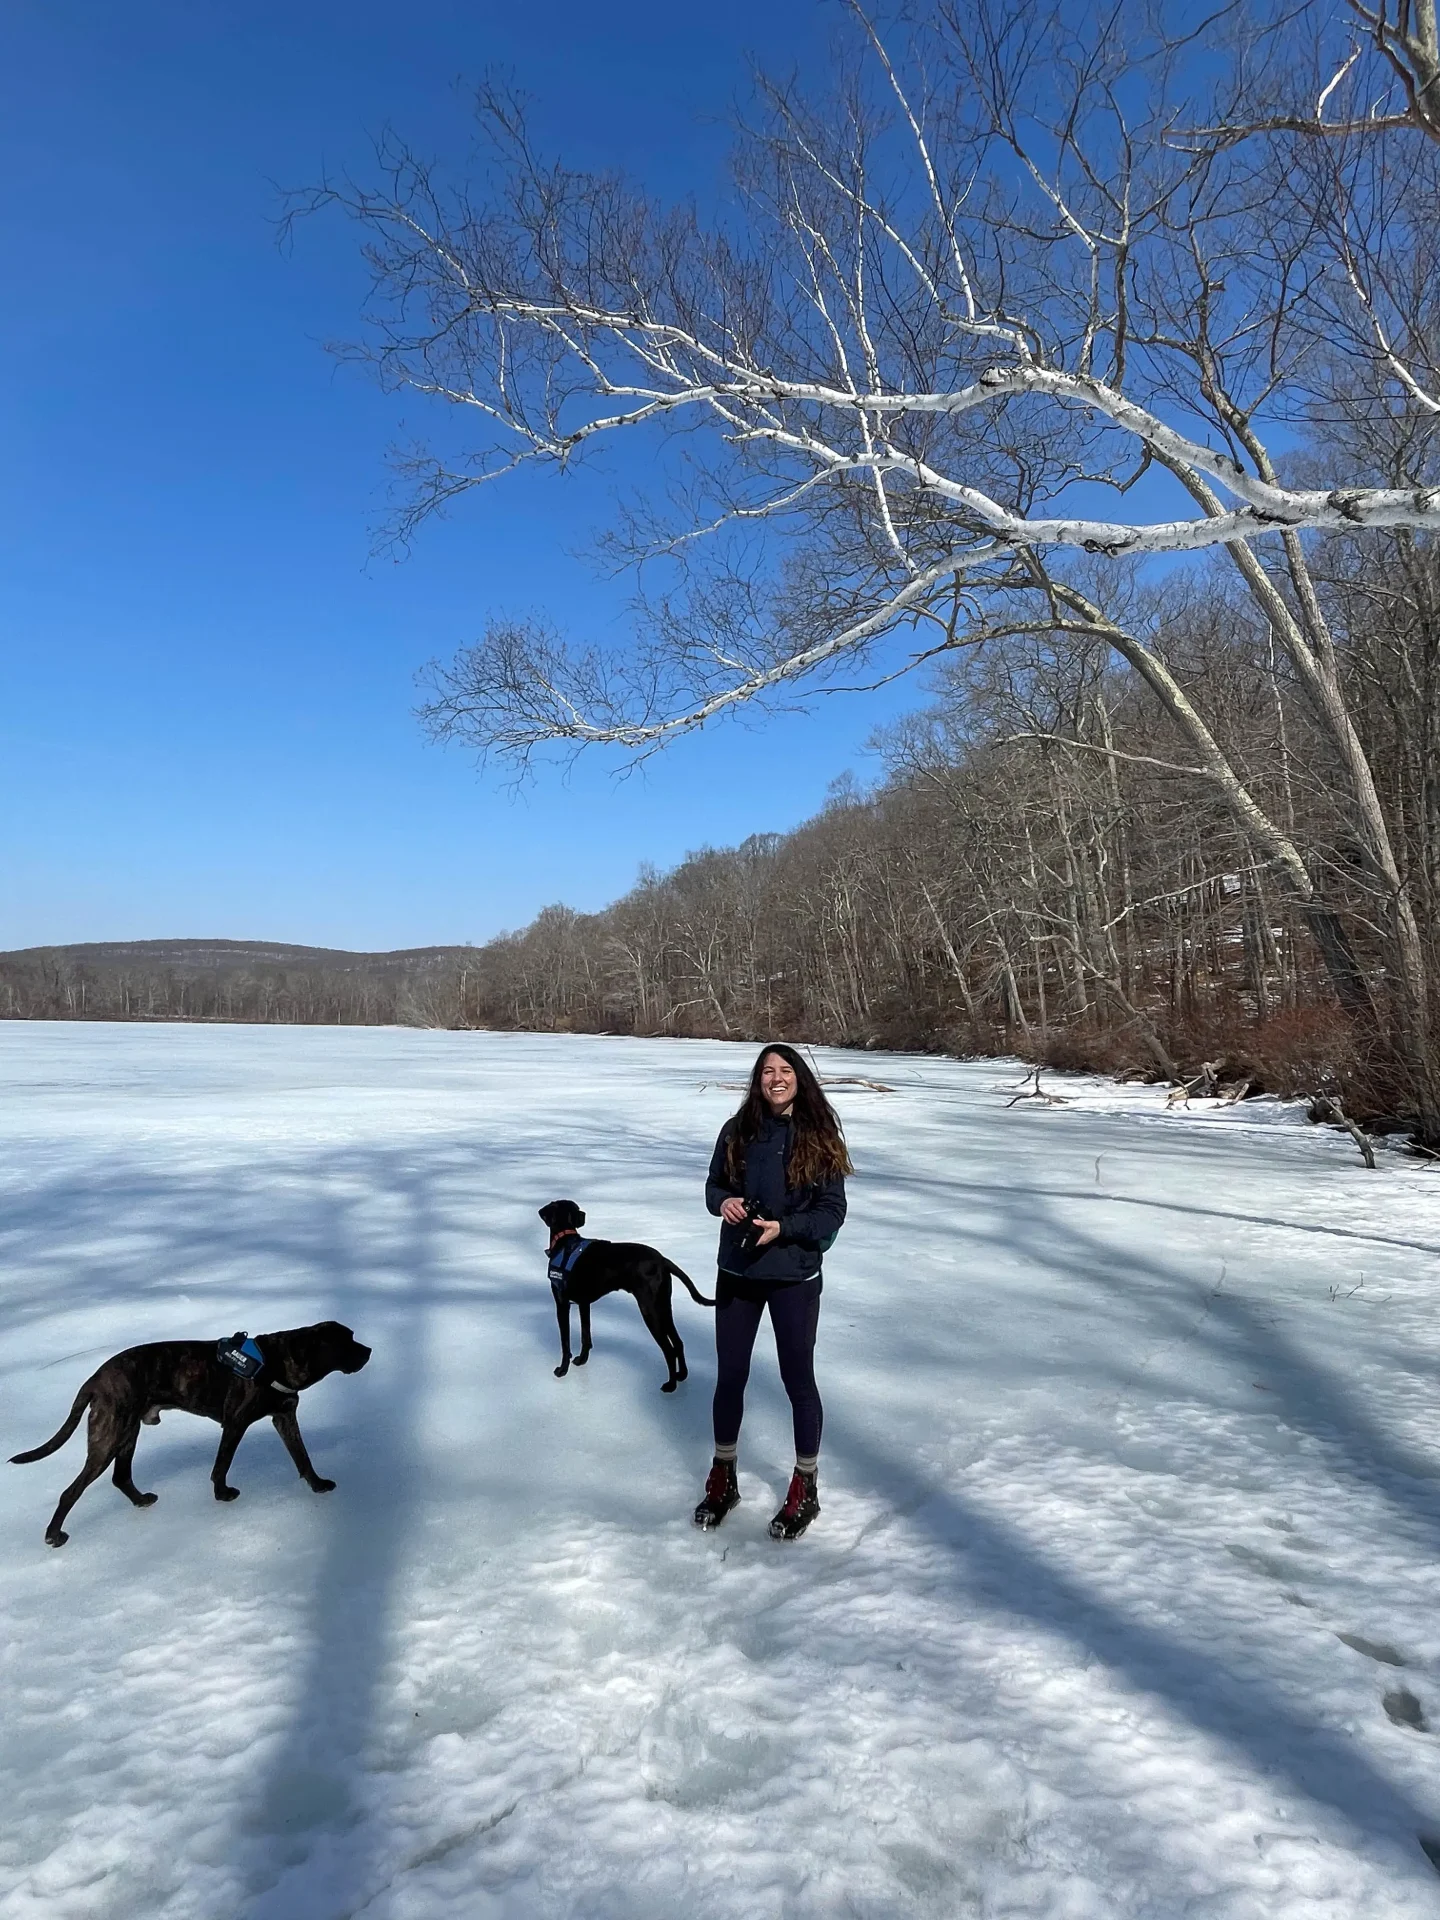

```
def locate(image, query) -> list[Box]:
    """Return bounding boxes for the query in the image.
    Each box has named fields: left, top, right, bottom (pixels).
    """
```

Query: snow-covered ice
left=3, top=1023, right=1440, bottom=1919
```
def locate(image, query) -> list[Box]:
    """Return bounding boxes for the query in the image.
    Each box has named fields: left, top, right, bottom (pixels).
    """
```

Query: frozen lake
left=2, top=1023, right=1440, bottom=1918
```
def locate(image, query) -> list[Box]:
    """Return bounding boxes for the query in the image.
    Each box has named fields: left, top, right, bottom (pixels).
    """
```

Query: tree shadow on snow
left=855, top=1140, right=1440, bottom=1556
left=1, top=1133, right=599, bottom=1916
left=825, top=1413, right=1436, bottom=1881
left=812, top=1157, right=1440, bottom=1878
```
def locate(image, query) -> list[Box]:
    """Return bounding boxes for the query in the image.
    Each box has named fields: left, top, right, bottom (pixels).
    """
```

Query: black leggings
left=712, top=1273, right=823, bottom=1459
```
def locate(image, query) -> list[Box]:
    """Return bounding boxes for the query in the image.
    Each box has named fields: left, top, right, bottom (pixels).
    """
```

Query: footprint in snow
left=1331, top=1637, right=1428, bottom=1732
left=1383, top=1688, right=1429, bottom=1731
left=1224, top=1542, right=1308, bottom=1582
left=1335, top=1631, right=1408, bottom=1667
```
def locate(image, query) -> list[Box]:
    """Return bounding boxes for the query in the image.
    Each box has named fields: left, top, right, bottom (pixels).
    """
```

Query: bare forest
left=277, top=0, right=1440, bottom=1143
left=389, top=538, right=1440, bottom=1135
left=0, top=942, right=478, bottom=1029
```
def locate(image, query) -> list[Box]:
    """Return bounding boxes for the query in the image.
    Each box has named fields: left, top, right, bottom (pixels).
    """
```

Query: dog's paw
left=574, top=1351, right=589, bottom=1366
left=661, top=1379, right=678, bottom=1393
left=45, top=1530, right=68, bottom=1548
left=214, top=1485, right=240, bottom=1502
left=554, top=1364, right=570, bottom=1378
left=137, top=1492, right=158, bottom=1507
left=310, top=1478, right=336, bottom=1493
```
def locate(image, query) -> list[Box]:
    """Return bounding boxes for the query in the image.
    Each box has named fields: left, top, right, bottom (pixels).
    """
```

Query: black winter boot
left=769, top=1467, right=820, bottom=1540
left=693, top=1457, right=740, bottom=1529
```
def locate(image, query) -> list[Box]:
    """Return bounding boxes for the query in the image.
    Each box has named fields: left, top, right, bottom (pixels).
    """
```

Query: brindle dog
left=539, top=1200, right=714, bottom=1393
left=10, top=1320, right=371, bottom=1547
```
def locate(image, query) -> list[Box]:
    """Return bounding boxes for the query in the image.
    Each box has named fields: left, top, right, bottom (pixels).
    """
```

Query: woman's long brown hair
left=725, top=1043, right=854, bottom=1187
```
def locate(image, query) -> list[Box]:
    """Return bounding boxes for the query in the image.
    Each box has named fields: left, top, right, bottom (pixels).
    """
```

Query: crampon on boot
left=769, top=1468, right=820, bottom=1541
left=693, top=1458, right=740, bottom=1529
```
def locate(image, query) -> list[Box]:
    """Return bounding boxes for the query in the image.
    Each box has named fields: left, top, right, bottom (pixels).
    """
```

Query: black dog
left=10, top=1320, right=371, bottom=1547
left=539, top=1200, right=714, bottom=1393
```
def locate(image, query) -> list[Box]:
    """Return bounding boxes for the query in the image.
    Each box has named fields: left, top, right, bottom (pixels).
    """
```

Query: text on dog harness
left=547, top=1237, right=591, bottom=1300
left=216, top=1333, right=266, bottom=1380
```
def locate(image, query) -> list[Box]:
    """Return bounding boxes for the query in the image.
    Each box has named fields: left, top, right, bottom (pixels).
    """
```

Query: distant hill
left=1, top=938, right=475, bottom=971
left=0, top=939, right=485, bottom=1026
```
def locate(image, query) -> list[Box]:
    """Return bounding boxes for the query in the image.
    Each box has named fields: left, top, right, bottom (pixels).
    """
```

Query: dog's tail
left=668, top=1261, right=716, bottom=1308
left=10, top=1384, right=93, bottom=1464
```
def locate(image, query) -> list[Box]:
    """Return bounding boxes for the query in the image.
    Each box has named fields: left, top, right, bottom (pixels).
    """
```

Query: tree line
left=419, top=528, right=1433, bottom=1128
left=0, top=941, right=474, bottom=1028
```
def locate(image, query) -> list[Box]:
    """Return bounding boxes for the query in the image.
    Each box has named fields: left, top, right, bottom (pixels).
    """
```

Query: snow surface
left=3, top=1024, right=1440, bottom=1919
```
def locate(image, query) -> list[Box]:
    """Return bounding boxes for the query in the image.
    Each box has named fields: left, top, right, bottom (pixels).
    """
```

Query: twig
left=1006, top=1067, right=1070, bottom=1107
left=1320, top=1096, right=1376, bottom=1169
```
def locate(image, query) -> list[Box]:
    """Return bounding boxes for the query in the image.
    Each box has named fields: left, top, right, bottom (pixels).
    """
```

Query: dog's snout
left=347, top=1343, right=372, bottom=1372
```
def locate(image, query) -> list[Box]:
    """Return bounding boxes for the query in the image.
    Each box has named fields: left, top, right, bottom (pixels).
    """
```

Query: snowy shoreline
left=2, top=1023, right=1439, bottom=1918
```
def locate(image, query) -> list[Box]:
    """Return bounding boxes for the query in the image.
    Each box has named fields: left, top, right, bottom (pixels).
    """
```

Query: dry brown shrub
left=1222, top=1007, right=1360, bottom=1099
left=1020, top=1026, right=1160, bottom=1080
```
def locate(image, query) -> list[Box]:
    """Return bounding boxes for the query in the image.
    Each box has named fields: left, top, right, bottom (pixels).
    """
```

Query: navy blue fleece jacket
left=705, top=1113, right=847, bottom=1283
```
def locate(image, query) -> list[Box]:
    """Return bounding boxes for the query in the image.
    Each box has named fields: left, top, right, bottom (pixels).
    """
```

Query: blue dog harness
left=547, top=1236, right=591, bottom=1301
left=216, top=1332, right=266, bottom=1380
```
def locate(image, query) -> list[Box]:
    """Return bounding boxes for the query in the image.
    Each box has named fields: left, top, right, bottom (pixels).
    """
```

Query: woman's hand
left=751, top=1217, right=781, bottom=1247
left=720, top=1196, right=749, bottom=1226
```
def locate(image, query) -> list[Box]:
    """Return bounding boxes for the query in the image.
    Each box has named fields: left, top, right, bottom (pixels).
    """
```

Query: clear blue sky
left=0, top=0, right=925, bottom=953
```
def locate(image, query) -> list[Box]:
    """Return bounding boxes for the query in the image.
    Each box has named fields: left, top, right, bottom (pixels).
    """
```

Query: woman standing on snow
left=694, top=1043, right=851, bottom=1539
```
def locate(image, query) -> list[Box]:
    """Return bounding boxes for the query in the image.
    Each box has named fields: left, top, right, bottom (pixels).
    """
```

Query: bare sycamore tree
left=1205, top=0, right=1440, bottom=148
left=296, top=0, right=1440, bottom=1135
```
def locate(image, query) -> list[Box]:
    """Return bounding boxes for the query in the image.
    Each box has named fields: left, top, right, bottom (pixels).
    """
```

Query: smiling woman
left=697, top=1042, right=852, bottom=1539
